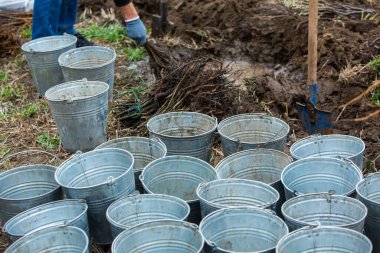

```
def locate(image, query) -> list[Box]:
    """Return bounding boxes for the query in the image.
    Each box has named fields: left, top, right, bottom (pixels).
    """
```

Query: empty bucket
left=200, top=207, right=288, bottom=253
left=3, top=199, right=89, bottom=243
left=4, top=225, right=89, bottom=253
left=58, top=46, right=116, bottom=101
left=140, top=155, right=218, bottom=224
left=290, top=134, right=365, bottom=170
left=96, top=137, right=167, bottom=193
left=55, top=148, right=135, bottom=245
left=146, top=112, right=218, bottom=163
left=215, top=148, right=292, bottom=216
left=112, top=220, right=204, bottom=253
left=281, top=157, right=362, bottom=200
left=217, top=114, right=290, bottom=157
left=45, top=79, right=109, bottom=152
left=106, top=193, right=190, bottom=238
left=21, top=34, right=77, bottom=96
left=276, top=226, right=372, bottom=253
left=0, top=164, right=62, bottom=224
left=356, top=172, right=380, bottom=252
left=196, top=179, right=279, bottom=218
left=281, top=193, right=367, bottom=232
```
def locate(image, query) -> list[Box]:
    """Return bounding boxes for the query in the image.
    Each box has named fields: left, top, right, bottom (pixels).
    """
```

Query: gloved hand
left=125, top=17, right=147, bottom=46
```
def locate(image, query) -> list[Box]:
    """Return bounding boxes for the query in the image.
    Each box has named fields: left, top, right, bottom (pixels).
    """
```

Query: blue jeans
left=32, top=0, right=78, bottom=39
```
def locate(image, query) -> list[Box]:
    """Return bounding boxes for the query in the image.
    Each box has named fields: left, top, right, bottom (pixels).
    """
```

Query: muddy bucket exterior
left=196, top=178, right=279, bottom=218
left=112, top=220, right=204, bottom=253
left=4, top=225, right=89, bottom=253
left=215, top=149, right=292, bottom=216
left=96, top=137, right=167, bottom=193
left=58, top=46, right=116, bottom=101
left=0, top=164, right=62, bottom=225
left=281, top=193, right=367, bottom=232
left=276, top=226, right=372, bottom=253
left=45, top=79, right=109, bottom=152
left=55, top=148, right=135, bottom=245
left=3, top=199, right=89, bottom=243
left=356, top=172, right=380, bottom=252
left=21, top=34, right=77, bottom=96
left=217, top=114, right=290, bottom=157
left=106, top=193, right=190, bottom=238
left=281, top=157, right=362, bottom=200
left=290, top=134, right=365, bottom=170
left=140, top=155, right=217, bottom=224
left=146, top=112, right=218, bottom=163
left=200, top=207, right=288, bottom=253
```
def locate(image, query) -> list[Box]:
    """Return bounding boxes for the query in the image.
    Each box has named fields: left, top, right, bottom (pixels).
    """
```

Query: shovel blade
left=296, top=102, right=333, bottom=134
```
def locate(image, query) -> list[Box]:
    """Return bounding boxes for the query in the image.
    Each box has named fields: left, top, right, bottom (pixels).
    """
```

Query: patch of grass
left=368, top=55, right=380, bottom=72
left=36, top=132, right=60, bottom=150
left=0, top=148, right=11, bottom=159
left=19, top=103, right=37, bottom=118
left=0, top=85, right=22, bottom=101
left=124, top=46, right=146, bottom=61
left=371, top=88, right=380, bottom=105
left=0, top=71, right=8, bottom=83
left=118, top=85, right=145, bottom=102
left=20, top=26, right=32, bottom=38
left=77, top=22, right=126, bottom=43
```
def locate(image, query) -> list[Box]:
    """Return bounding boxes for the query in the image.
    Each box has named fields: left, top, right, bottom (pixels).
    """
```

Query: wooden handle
left=308, top=0, right=318, bottom=84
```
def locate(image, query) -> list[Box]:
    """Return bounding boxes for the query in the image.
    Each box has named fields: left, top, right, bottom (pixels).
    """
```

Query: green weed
left=361, top=11, right=377, bottom=21
left=0, top=71, right=8, bottom=83
left=368, top=55, right=380, bottom=72
left=77, top=23, right=126, bottom=43
left=19, top=104, right=37, bottom=118
left=20, top=26, right=32, bottom=38
left=124, top=46, right=146, bottom=61
left=118, top=86, right=145, bottom=102
left=0, top=147, right=11, bottom=159
left=36, top=132, right=60, bottom=150
left=371, top=88, right=380, bottom=105
left=0, top=85, right=22, bottom=101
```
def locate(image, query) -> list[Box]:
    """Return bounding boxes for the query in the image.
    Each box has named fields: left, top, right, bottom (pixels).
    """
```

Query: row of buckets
left=1, top=110, right=379, bottom=252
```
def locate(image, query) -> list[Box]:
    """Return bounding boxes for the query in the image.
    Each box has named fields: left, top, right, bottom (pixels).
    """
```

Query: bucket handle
left=0, top=149, right=62, bottom=165
left=206, top=240, right=218, bottom=252
left=151, top=137, right=166, bottom=148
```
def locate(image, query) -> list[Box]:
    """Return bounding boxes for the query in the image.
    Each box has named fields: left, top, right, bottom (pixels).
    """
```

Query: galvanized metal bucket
left=95, top=137, right=167, bottom=193
left=200, top=207, right=289, bottom=253
left=281, top=157, right=362, bottom=200
left=21, top=34, right=77, bottom=96
left=0, top=164, right=62, bottom=225
left=146, top=112, right=218, bottom=163
left=4, top=225, right=89, bottom=253
left=290, top=134, right=365, bottom=170
left=217, top=114, right=290, bottom=157
left=45, top=79, right=109, bottom=152
left=112, top=220, right=204, bottom=253
left=106, top=193, right=190, bottom=238
left=140, top=155, right=218, bottom=224
left=3, top=199, right=89, bottom=243
left=215, top=148, right=292, bottom=216
left=281, top=193, right=367, bottom=232
left=356, top=172, right=380, bottom=252
left=276, top=226, right=373, bottom=253
left=58, top=46, right=116, bottom=101
left=55, top=148, right=135, bottom=245
left=196, top=178, right=279, bottom=218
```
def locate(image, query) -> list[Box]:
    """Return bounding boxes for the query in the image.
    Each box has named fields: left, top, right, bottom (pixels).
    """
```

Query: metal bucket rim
left=112, top=219, right=204, bottom=252
left=21, top=34, right=77, bottom=54
left=58, top=46, right=116, bottom=70
left=276, top=225, right=373, bottom=252
left=5, top=225, right=89, bottom=253
left=290, top=134, right=366, bottom=161
left=356, top=172, right=380, bottom=205
left=95, top=136, right=167, bottom=154
left=44, top=79, right=109, bottom=102
left=217, top=113, right=290, bottom=145
left=0, top=164, right=60, bottom=201
left=106, top=193, right=190, bottom=230
left=3, top=199, right=88, bottom=238
left=281, top=157, right=363, bottom=197
left=140, top=155, right=217, bottom=202
left=196, top=178, right=280, bottom=210
left=146, top=111, right=218, bottom=139
left=281, top=193, right=368, bottom=228
left=55, top=148, right=134, bottom=190
left=200, top=207, right=289, bottom=253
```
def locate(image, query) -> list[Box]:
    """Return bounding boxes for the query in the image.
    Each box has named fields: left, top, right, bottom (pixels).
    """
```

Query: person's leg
left=32, top=0, right=62, bottom=39
left=57, top=0, right=77, bottom=35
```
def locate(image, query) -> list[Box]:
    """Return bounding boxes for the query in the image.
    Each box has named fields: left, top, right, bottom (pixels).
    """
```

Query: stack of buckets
left=1, top=34, right=378, bottom=252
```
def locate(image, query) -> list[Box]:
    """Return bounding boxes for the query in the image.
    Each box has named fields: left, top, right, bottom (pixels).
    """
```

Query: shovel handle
left=308, top=0, right=318, bottom=85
